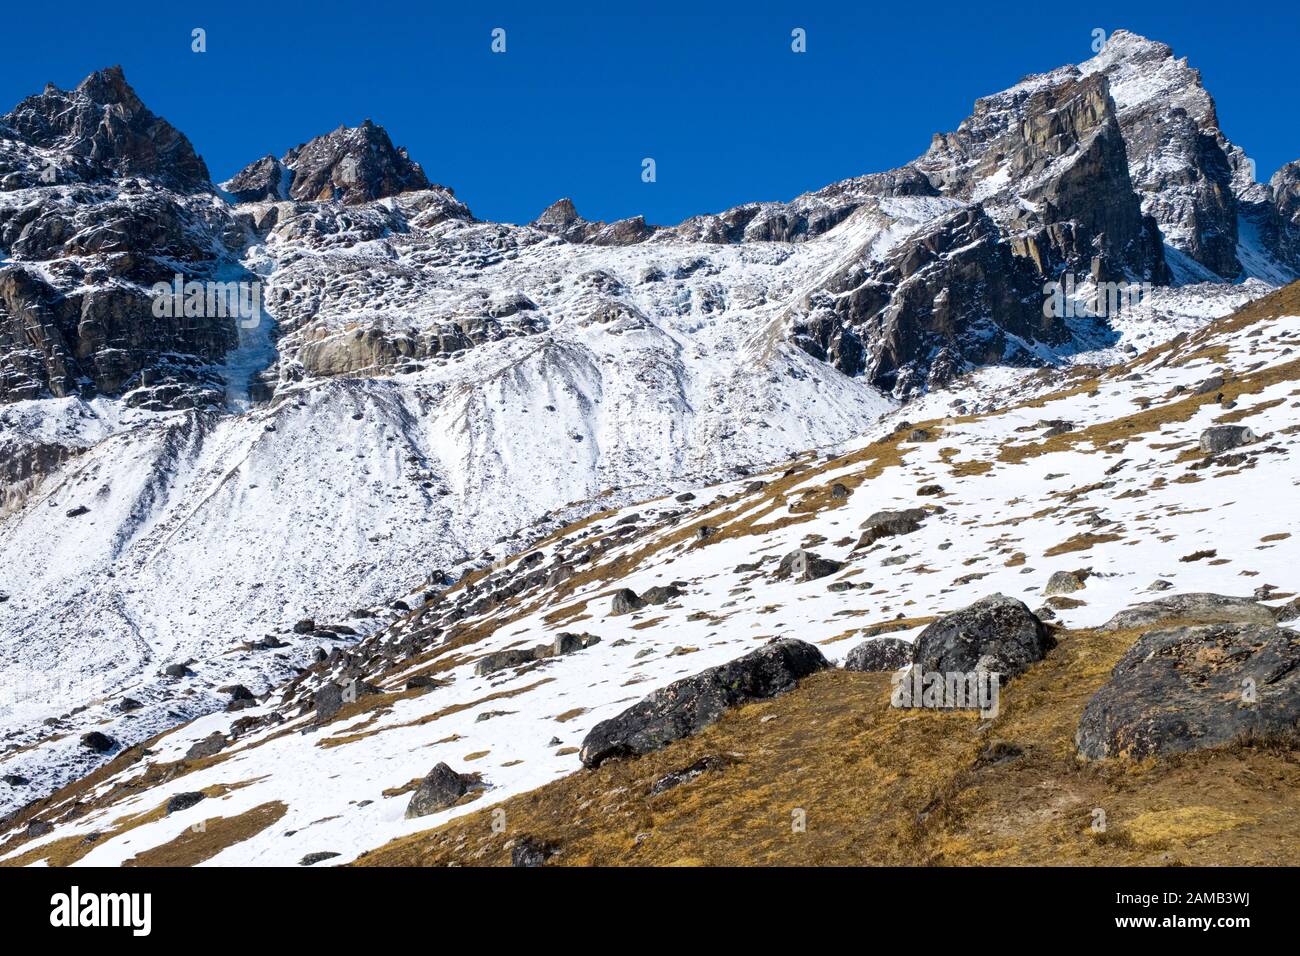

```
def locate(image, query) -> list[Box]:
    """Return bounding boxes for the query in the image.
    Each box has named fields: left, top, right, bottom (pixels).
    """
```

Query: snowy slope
left=3, top=282, right=1297, bottom=865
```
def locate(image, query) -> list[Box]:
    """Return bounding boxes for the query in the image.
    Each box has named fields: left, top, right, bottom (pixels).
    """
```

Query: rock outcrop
left=225, top=120, right=430, bottom=206
left=1077, top=622, right=1300, bottom=759
left=405, top=762, right=480, bottom=818
left=911, top=594, right=1052, bottom=677
left=0, top=66, right=210, bottom=192
left=579, top=639, right=830, bottom=767
left=844, top=637, right=912, bottom=672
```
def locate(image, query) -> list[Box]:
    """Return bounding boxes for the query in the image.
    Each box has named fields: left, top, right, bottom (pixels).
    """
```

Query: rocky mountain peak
left=1, top=66, right=210, bottom=192
left=534, top=197, right=581, bottom=228
left=245, top=121, right=430, bottom=206
left=528, top=197, right=652, bottom=245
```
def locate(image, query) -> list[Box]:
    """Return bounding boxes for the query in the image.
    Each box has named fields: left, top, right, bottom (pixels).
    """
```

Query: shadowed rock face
left=1077, top=622, right=1300, bottom=759
left=0, top=66, right=210, bottom=192
left=1080, top=31, right=1242, bottom=280
left=579, top=638, right=830, bottom=767
left=791, top=206, right=1062, bottom=396
left=917, top=69, right=1167, bottom=285
left=225, top=121, right=430, bottom=206
left=1273, top=162, right=1300, bottom=269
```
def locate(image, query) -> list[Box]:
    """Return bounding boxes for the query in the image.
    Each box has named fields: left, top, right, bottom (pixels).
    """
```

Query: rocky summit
left=1, top=30, right=1300, bottom=870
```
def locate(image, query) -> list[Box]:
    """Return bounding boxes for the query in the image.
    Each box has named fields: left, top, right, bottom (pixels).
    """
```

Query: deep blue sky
left=3, top=1, right=1297, bottom=225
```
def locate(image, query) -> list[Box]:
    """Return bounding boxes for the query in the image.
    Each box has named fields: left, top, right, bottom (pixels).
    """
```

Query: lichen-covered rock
left=1100, top=592, right=1277, bottom=631
left=1076, top=622, right=1300, bottom=759
left=773, top=549, right=843, bottom=582
left=844, top=637, right=913, bottom=672
left=1199, top=425, right=1256, bottom=453
left=579, top=639, right=830, bottom=767
left=405, top=762, right=479, bottom=818
left=911, top=594, right=1052, bottom=677
left=610, top=588, right=645, bottom=616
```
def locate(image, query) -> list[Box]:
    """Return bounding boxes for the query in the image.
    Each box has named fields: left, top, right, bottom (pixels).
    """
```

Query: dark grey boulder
left=610, top=588, right=645, bottom=615
left=579, top=638, right=830, bottom=768
left=475, top=646, right=547, bottom=676
left=163, top=663, right=191, bottom=678
left=299, top=851, right=341, bottom=866
left=165, top=791, right=206, bottom=815
left=1100, top=593, right=1277, bottom=631
left=641, top=584, right=684, bottom=605
left=184, top=732, right=226, bottom=761
left=79, top=731, right=116, bottom=753
left=405, top=763, right=479, bottom=818
left=2, top=774, right=29, bottom=786
left=857, top=508, right=927, bottom=548
left=1199, top=425, right=1255, bottom=453
left=774, top=549, right=843, bottom=582
left=1077, top=622, right=1300, bottom=759
left=649, top=754, right=733, bottom=796
left=552, top=632, right=601, bottom=655
left=293, top=618, right=316, bottom=634
left=26, top=820, right=53, bottom=838
left=844, top=637, right=913, bottom=672
left=115, top=697, right=143, bottom=713
left=511, top=836, right=557, bottom=867
left=911, top=594, right=1052, bottom=678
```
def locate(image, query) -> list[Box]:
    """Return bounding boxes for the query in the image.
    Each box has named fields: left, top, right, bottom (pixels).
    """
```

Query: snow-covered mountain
left=1, top=31, right=1298, bottom=830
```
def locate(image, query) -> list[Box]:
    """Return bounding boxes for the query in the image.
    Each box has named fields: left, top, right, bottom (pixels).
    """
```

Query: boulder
left=510, top=836, right=557, bottom=867
left=552, top=632, right=601, bottom=656
left=79, top=731, right=116, bottom=753
left=911, top=594, right=1052, bottom=678
left=641, top=584, right=684, bottom=605
left=293, top=618, right=317, bottom=635
left=475, top=645, right=547, bottom=676
left=648, top=754, right=732, bottom=795
left=1076, top=622, right=1300, bottom=759
left=1199, top=425, right=1255, bottom=454
left=184, top=732, right=226, bottom=761
left=1044, top=569, right=1088, bottom=595
left=1100, top=593, right=1277, bottom=631
left=165, top=791, right=206, bottom=815
left=774, top=549, right=843, bottom=582
left=844, top=637, right=913, bottom=672
left=610, top=588, right=645, bottom=616
left=405, top=763, right=479, bottom=818
left=579, top=638, right=830, bottom=767
left=857, top=508, right=927, bottom=548
left=299, top=851, right=341, bottom=867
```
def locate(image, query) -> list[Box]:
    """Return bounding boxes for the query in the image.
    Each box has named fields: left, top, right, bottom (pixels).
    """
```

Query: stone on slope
left=911, top=594, right=1052, bottom=678
left=166, top=791, right=206, bottom=814
left=1100, top=593, right=1277, bottom=631
left=579, top=639, right=830, bottom=768
left=510, top=836, right=557, bottom=867
left=856, top=508, right=928, bottom=548
left=773, top=549, right=843, bottom=582
left=1199, top=425, right=1256, bottom=453
left=844, top=637, right=913, bottom=672
left=1076, top=622, right=1300, bottom=759
left=1044, top=569, right=1088, bottom=595
left=610, top=588, right=646, bottom=616
left=79, top=731, right=116, bottom=753
left=405, top=763, right=479, bottom=818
